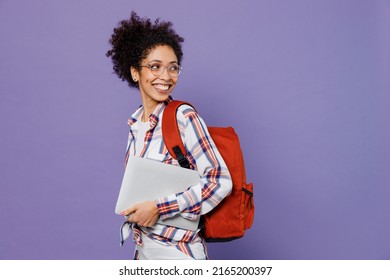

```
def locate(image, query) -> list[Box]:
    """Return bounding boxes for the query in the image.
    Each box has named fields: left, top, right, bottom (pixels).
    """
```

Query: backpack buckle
left=172, top=146, right=191, bottom=169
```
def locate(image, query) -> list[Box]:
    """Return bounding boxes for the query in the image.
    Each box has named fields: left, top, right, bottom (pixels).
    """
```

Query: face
left=131, top=45, right=179, bottom=110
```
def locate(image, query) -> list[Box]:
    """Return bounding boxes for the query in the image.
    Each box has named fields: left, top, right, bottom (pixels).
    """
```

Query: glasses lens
left=167, top=64, right=181, bottom=77
left=147, top=63, right=181, bottom=77
left=148, top=63, right=162, bottom=75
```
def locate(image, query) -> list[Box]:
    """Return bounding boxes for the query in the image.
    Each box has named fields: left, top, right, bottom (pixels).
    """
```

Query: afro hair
left=106, top=12, right=184, bottom=88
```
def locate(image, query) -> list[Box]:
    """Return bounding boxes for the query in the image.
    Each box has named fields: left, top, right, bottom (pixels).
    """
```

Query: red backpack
left=162, top=100, right=254, bottom=242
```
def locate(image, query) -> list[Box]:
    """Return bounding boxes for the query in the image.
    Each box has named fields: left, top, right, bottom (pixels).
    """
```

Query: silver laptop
left=115, top=156, right=201, bottom=231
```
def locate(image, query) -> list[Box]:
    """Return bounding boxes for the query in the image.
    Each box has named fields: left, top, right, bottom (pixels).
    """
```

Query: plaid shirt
left=124, top=97, right=232, bottom=249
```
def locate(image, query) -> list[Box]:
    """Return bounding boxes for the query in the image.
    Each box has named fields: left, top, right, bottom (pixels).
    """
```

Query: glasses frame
left=139, top=62, right=182, bottom=78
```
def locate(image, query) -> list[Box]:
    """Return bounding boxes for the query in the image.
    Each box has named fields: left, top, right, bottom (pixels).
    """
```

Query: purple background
left=0, top=0, right=389, bottom=260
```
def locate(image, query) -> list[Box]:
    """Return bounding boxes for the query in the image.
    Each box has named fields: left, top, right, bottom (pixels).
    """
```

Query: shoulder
left=176, top=103, right=199, bottom=122
left=175, top=103, right=209, bottom=136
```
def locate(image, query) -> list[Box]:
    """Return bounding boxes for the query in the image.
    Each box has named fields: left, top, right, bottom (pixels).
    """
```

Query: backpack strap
left=162, top=100, right=195, bottom=169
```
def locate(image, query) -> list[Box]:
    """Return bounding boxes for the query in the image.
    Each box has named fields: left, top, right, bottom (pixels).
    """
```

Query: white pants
left=135, top=234, right=208, bottom=260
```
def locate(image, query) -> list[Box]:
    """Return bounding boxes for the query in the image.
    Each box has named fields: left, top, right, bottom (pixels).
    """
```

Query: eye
left=149, top=64, right=161, bottom=70
left=168, top=64, right=179, bottom=72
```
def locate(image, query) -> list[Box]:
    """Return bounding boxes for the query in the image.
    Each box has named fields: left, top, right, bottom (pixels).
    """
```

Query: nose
left=159, top=66, right=171, bottom=80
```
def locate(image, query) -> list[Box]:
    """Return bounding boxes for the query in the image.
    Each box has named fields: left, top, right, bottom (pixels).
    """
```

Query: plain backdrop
left=0, top=0, right=389, bottom=259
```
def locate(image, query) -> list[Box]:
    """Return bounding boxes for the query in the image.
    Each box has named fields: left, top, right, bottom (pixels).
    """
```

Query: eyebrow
left=147, top=59, right=179, bottom=64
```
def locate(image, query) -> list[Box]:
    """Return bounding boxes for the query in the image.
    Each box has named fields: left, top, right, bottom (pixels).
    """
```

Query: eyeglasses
left=139, top=62, right=182, bottom=78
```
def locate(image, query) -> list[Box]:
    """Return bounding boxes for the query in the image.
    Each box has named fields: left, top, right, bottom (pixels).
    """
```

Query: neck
left=141, top=102, right=158, bottom=123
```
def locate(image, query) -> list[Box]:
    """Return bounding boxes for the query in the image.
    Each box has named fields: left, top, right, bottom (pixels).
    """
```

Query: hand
left=120, top=201, right=160, bottom=228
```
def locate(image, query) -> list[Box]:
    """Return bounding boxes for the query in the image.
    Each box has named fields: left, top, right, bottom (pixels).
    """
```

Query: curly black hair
left=106, top=12, right=184, bottom=88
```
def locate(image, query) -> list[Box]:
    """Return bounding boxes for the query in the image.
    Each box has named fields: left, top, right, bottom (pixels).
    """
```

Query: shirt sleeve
left=156, top=105, right=232, bottom=221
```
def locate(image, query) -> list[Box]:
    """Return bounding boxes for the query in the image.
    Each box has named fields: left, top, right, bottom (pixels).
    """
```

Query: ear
left=130, top=67, right=139, bottom=82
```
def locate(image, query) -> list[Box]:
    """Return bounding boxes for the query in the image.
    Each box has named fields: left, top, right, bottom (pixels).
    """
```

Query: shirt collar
left=127, top=95, right=174, bottom=128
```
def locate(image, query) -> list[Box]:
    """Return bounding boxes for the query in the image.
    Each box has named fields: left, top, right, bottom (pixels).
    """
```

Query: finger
left=142, top=214, right=159, bottom=228
left=126, top=213, right=135, bottom=223
left=120, top=205, right=137, bottom=216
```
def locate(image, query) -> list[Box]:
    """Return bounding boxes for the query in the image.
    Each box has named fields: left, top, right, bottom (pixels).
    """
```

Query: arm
left=156, top=105, right=232, bottom=221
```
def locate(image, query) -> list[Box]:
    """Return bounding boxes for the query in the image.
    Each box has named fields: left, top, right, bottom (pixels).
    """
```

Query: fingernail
left=120, top=211, right=125, bottom=216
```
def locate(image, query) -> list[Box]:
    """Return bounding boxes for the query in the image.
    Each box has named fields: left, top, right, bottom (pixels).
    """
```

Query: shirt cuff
left=156, top=194, right=180, bottom=220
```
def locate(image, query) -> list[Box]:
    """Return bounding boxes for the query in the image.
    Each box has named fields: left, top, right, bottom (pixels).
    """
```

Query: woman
left=106, top=12, right=232, bottom=260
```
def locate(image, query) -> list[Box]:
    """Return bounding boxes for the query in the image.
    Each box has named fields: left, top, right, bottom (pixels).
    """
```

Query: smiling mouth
left=153, top=84, right=170, bottom=91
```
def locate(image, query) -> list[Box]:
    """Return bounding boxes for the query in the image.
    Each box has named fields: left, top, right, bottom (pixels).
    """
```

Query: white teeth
left=154, top=84, right=169, bottom=90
